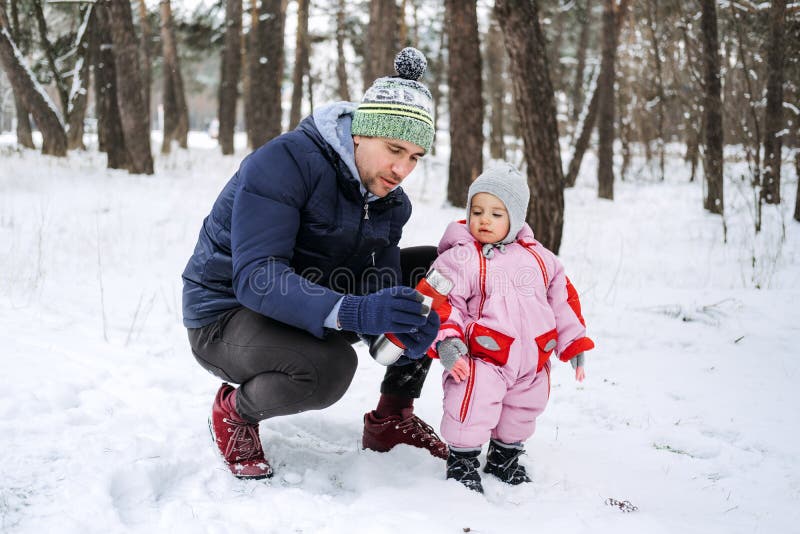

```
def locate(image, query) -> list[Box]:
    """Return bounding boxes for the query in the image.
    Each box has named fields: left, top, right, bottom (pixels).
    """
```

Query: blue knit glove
left=394, top=310, right=441, bottom=359
left=338, top=286, right=428, bottom=335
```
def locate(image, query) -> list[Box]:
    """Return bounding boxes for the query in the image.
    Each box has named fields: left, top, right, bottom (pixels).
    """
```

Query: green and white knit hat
left=351, top=47, right=435, bottom=153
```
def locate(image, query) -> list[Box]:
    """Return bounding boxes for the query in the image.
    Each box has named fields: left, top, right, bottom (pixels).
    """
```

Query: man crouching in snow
left=181, top=48, right=446, bottom=479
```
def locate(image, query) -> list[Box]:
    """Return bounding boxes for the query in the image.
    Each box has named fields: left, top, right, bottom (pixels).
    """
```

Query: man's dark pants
left=187, top=246, right=437, bottom=422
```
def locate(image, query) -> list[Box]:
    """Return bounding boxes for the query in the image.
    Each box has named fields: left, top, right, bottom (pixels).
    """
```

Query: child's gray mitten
left=437, top=337, right=468, bottom=370
left=569, top=352, right=585, bottom=369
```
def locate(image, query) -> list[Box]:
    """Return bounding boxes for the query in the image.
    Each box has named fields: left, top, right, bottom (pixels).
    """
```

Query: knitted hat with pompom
left=351, top=47, right=435, bottom=153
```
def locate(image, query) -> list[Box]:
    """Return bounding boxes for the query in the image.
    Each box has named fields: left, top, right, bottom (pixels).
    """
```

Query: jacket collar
left=299, top=105, right=404, bottom=208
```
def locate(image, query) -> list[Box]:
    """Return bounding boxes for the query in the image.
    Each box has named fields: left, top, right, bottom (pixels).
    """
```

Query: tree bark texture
left=0, top=4, right=67, bottom=156
left=363, top=0, right=398, bottom=89
left=136, top=0, right=152, bottom=132
left=289, top=0, right=309, bottom=130
left=495, top=0, right=565, bottom=253
left=429, top=23, right=445, bottom=156
left=762, top=0, right=786, bottom=205
left=247, top=0, right=285, bottom=149
left=32, top=0, right=68, bottom=115
left=700, top=0, right=723, bottom=214
left=794, top=150, right=799, bottom=222
left=564, top=0, right=629, bottom=188
left=66, top=6, right=94, bottom=151
left=8, top=1, right=34, bottom=149
left=218, top=0, right=242, bottom=155
left=242, top=2, right=253, bottom=146
left=596, top=0, right=616, bottom=200
left=486, top=17, right=505, bottom=161
left=571, top=0, right=591, bottom=123
left=445, top=0, right=483, bottom=206
left=14, top=96, right=34, bottom=149
left=160, top=0, right=189, bottom=153
left=335, top=0, right=350, bottom=102
left=645, top=0, right=665, bottom=181
left=107, top=0, right=153, bottom=174
left=93, top=0, right=129, bottom=169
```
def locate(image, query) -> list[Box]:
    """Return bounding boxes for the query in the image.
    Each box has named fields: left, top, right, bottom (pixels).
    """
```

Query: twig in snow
left=605, top=498, right=638, bottom=512
left=95, top=215, right=108, bottom=343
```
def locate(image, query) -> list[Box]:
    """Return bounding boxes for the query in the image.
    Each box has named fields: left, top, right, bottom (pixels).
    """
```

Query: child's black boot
left=446, top=448, right=483, bottom=493
left=483, top=439, right=531, bottom=485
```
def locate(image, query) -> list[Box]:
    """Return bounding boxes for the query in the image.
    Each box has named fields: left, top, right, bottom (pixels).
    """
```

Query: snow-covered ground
left=1, top=132, right=798, bottom=533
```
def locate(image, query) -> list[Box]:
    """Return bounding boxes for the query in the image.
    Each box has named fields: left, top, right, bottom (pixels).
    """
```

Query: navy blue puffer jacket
left=182, top=111, right=412, bottom=338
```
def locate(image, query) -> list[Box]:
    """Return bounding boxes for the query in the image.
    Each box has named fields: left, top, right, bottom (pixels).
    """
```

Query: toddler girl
left=428, top=162, right=594, bottom=493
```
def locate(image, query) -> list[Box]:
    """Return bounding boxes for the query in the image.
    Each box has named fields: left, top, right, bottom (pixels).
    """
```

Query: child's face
left=468, top=192, right=510, bottom=244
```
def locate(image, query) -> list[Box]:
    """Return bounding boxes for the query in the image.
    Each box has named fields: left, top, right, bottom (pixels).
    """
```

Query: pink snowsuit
left=429, top=220, right=594, bottom=448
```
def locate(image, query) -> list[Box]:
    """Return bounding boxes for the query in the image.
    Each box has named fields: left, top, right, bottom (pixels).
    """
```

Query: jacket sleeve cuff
left=337, top=295, right=362, bottom=332
left=428, top=322, right=465, bottom=359
left=323, top=297, right=345, bottom=330
left=559, top=336, right=595, bottom=362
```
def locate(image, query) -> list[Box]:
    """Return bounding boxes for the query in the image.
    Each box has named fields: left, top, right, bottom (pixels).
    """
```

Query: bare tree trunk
left=160, top=0, right=189, bottom=153
left=8, top=0, right=33, bottom=149
left=445, top=0, right=483, bottom=206
left=0, top=4, right=67, bottom=156
left=700, top=0, right=723, bottom=214
left=495, top=0, right=564, bottom=253
left=94, top=0, right=129, bottom=169
left=243, top=1, right=253, bottom=145
left=335, top=0, right=350, bottom=102
left=107, top=0, right=154, bottom=174
left=66, top=5, right=94, bottom=151
left=13, top=97, right=34, bottom=149
left=794, top=150, right=800, bottom=222
left=218, top=0, right=242, bottom=155
left=544, top=0, right=566, bottom=96
left=564, top=0, right=629, bottom=187
left=289, top=0, right=309, bottom=129
left=399, top=0, right=408, bottom=46
left=645, top=0, right=665, bottom=181
left=617, top=49, right=631, bottom=181
left=430, top=19, right=445, bottom=156
left=247, top=0, right=285, bottom=148
left=687, top=114, right=703, bottom=182
left=486, top=16, right=505, bottom=161
left=596, top=0, right=616, bottom=200
left=136, top=0, right=152, bottom=132
left=571, top=0, right=591, bottom=124
left=363, top=0, right=398, bottom=88
left=762, top=0, right=786, bottom=205
left=32, top=0, right=68, bottom=115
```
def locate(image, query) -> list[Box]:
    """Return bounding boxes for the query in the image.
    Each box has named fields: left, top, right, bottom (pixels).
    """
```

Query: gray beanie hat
left=466, top=162, right=530, bottom=245
left=351, top=47, right=435, bottom=153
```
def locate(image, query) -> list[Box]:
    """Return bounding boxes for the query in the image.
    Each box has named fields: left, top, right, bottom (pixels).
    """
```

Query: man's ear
left=352, top=135, right=362, bottom=147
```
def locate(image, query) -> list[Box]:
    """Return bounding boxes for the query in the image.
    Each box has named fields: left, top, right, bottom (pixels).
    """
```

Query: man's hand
left=393, top=310, right=440, bottom=358
left=338, top=286, right=428, bottom=335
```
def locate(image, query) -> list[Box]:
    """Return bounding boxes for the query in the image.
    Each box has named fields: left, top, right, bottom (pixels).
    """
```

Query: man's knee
left=238, top=341, right=358, bottom=419
left=311, top=344, right=358, bottom=409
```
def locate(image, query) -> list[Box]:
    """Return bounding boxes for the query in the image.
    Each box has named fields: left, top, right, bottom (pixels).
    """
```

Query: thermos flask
left=369, top=267, right=454, bottom=366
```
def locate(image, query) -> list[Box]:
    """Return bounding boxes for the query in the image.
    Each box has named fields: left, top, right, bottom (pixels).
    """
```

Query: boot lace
left=495, top=448, right=524, bottom=473
left=224, top=418, right=263, bottom=462
left=396, top=414, right=447, bottom=451
left=449, top=455, right=480, bottom=477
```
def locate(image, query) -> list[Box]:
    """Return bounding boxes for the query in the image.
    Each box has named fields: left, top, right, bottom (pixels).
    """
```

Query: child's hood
left=437, top=220, right=536, bottom=255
